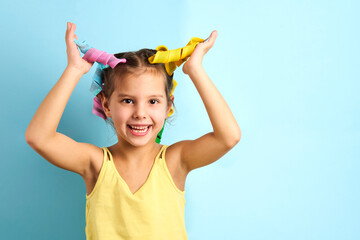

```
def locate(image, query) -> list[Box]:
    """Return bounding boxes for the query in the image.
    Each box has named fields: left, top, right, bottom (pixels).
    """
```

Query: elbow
left=25, top=129, right=44, bottom=147
left=229, top=135, right=241, bottom=148
left=25, top=124, right=34, bottom=143
left=25, top=133, right=45, bottom=151
left=231, top=127, right=242, bottom=147
left=25, top=124, right=53, bottom=146
left=25, top=130, right=36, bottom=147
left=213, top=126, right=242, bottom=149
left=235, top=128, right=241, bottom=143
left=25, top=130, right=32, bottom=144
left=224, top=129, right=241, bottom=149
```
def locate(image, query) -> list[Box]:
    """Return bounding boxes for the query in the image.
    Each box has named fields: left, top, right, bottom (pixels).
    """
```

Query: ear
left=99, top=92, right=112, bottom=118
left=166, top=95, right=175, bottom=118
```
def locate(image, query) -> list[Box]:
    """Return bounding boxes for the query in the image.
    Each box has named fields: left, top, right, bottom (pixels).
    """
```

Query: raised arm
left=25, top=22, right=97, bottom=177
left=25, top=66, right=84, bottom=142
left=177, top=30, right=241, bottom=173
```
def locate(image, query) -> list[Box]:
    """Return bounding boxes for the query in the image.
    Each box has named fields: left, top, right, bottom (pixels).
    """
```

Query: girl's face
left=104, top=70, right=172, bottom=147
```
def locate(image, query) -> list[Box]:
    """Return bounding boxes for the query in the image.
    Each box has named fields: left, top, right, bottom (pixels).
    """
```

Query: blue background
left=1, top=0, right=359, bottom=239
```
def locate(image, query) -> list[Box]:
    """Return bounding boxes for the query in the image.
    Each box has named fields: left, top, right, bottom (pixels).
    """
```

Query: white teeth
left=131, top=125, right=149, bottom=130
left=129, top=125, right=150, bottom=133
left=132, top=128, right=147, bottom=133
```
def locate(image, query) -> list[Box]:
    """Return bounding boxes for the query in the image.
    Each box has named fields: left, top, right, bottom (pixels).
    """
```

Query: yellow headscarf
left=148, top=37, right=204, bottom=117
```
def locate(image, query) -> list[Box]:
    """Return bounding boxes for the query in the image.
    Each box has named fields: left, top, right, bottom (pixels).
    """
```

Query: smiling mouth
left=127, top=125, right=152, bottom=135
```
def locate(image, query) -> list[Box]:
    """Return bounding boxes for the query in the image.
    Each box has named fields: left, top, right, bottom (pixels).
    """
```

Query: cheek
left=152, top=105, right=168, bottom=118
left=111, top=107, right=130, bottom=122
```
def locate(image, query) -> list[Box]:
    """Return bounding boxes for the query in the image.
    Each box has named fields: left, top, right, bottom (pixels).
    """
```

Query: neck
left=108, top=141, right=163, bottom=167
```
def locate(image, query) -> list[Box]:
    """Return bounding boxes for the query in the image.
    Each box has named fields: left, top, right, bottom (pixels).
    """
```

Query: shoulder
left=164, top=142, right=181, bottom=163
left=164, top=141, right=190, bottom=176
left=89, top=144, right=106, bottom=162
left=85, top=144, right=107, bottom=179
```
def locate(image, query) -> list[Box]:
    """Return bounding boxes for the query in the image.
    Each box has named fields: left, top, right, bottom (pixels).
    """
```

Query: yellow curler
left=148, top=37, right=204, bottom=117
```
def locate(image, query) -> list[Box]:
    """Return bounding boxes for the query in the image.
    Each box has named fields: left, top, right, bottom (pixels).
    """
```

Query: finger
left=65, top=22, right=77, bottom=51
left=65, top=22, right=71, bottom=45
left=209, top=30, right=218, bottom=42
left=199, top=31, right=217, bottom=46
left=65, top=22, right=72, bottom=42
left=70, top=23, right=78, bottom=41
left=71, top=22, right=76, bottom=32
left=206, top=30, right=217, bottom=48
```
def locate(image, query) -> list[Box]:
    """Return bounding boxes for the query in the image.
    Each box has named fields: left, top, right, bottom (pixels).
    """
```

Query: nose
left=133, top=102, right=147, bottom=119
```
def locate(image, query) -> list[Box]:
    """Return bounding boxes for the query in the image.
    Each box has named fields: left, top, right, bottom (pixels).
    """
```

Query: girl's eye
left=122, top=99, right=133, bottom=104
left=150, top=99, right=160, bottom=104
left=121, top=99, right=159, bottom=104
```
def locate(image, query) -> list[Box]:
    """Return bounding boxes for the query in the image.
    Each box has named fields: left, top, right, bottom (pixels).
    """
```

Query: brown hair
left=98, top=48, right=176, bottom=133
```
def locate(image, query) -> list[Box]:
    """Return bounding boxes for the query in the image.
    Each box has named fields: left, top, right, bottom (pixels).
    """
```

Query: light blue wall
left=1, top=0, right=359, bottom=239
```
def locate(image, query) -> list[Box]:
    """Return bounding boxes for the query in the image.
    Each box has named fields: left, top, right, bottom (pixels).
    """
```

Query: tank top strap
left=160, top=144, right=169, bottom=160
left=156, top=144, right=169, bottom=165
left=102, top=147, right=113, bottom=162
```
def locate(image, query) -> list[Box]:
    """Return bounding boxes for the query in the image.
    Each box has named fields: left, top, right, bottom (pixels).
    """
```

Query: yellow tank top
left=85, top=144, right=188, bottom=240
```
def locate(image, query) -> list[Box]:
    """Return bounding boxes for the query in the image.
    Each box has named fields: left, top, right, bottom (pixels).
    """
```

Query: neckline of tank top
left=103, top=145, right=168, bottom=196
left=104, top=144, right=167, bottom=163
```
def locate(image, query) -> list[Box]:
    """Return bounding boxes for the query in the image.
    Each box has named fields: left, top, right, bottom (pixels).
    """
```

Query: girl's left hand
left=182, top=30, right=218, bottom=75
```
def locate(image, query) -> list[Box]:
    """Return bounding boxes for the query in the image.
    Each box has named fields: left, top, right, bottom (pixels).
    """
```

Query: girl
left=25, top=22, right=241, bottom=240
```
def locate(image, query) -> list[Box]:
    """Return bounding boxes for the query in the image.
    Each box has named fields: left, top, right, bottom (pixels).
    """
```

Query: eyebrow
left=117, top=93, right=164, bottom=98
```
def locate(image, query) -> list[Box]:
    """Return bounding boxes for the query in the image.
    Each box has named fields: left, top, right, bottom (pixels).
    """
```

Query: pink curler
left=83, top=48, right=126, bottom=68
left=92, top=97, right=107, bottom=120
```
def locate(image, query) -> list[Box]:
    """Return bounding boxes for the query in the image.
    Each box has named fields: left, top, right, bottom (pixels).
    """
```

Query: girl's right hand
left=65, top=22, right=93, bottom=75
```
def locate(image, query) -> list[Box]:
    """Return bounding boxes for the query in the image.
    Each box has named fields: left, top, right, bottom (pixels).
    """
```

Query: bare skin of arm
left=176, top=30, right=241, bottom=173
left=25, top=22, right=96, bottom=177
